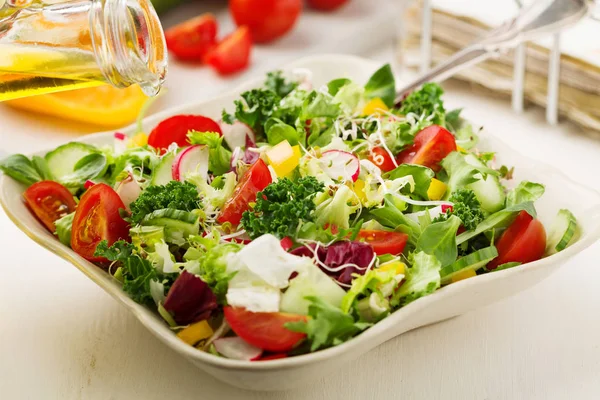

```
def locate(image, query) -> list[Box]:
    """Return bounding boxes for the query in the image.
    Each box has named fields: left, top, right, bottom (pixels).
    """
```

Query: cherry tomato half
left=224, top=307, right=307, bottom=352
left=205, top=26, right=253, bottom=75
left=307, top=0, right=349, bottom=11
left=165, top=13, right=218, bottom=62
left=229, top=0, right=302, bottom=43
left=395, top=125, right=457, bottom=172
left=148, top=115, right=222, bottom=152
left=23, top=181, right=77, bottom=232
left=368, top=147, right=396, bottom=172
left=71, top=183, right=130, bottom=262
left=217, top=159, right=272, bottom=226
left=487, top=211, right=546, bottom=270
left=357, top=230, right=408, bottom=256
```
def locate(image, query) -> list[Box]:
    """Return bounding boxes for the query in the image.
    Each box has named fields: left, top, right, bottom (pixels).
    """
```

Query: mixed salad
left=0, top=65, right=580, bottom=361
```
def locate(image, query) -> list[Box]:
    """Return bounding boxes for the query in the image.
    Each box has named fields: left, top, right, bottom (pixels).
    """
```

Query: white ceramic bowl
left=2, top=55, right=600, bottom=391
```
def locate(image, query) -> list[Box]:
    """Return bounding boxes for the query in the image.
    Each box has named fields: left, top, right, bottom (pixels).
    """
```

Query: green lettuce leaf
left=285, top=296, right=371, bottom=351
left=340, top=268, right=397, bottom=314
left=391, top=251, right=441, bottom=307
left=187, top=130, right=232, bottom=176
left=441, top=151, right=499, bottom=196
left=506, top=181, right=545, bottom=207
left=369, top=195, right=421, bottom=247
left=265, top=119, right=301, bottom=146
left=386, top=164, right=434, bottom=199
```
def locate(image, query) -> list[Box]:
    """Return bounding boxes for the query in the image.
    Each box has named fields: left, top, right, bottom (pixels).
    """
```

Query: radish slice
left=220, top=121, right=255, bottom=150
left=172, top=145, right=209, bottom=182
left=213, top=337, right=263, bottom=361
left=319, top=150, right=360, bottom=182
left=113, top=132, right=127, bottom=141
left=115, top=172, right=142, bottom=211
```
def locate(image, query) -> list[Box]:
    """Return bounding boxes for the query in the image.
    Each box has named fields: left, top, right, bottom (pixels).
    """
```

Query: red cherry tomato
left=71, top=183, right=130, bottom=262
left=229, top=0, right=302, bottom=43
left=395, top=125, right=457, bottom=172
left=307, top=0, right=349, bottom=11
left=357, top=230, right=408, bottom=255
left=148, top=115, right=222, bottom=152
left=217, top=159, right=272, bottom=226
left=224, top=307, right=307, bottom=352
left=165, top=14, right=218, bottom=62
left=368, top=147, right=397, bottom=172
left=487, top=211, right=547, bottom=270
left=23, top=181, right=76, bottom=232
left=205, top=26, right=253, bottom=75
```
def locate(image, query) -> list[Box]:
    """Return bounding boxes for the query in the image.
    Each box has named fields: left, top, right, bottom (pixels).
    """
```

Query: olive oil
left=0, top=44, right=107, bottom=101
left=0, top=0, right=167, bottom=101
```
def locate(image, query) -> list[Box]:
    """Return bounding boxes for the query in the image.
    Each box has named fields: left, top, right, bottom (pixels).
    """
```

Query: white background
left=2, top=1, right=600, bottom=399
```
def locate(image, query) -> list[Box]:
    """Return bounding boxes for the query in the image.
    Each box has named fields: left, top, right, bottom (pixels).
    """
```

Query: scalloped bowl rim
left=2, top=54, right=600, bottom=373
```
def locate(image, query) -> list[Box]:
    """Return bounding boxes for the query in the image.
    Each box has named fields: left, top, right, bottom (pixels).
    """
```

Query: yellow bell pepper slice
left=362, top=98, right=389, bottom=116
left=451, top=269, right=477, bottom=283
left=266, top=141, right=300, bottom=177
left=427, top=178, right=447, bottom=200
left=128, top=132, right=149, bottom=148
left=349, top=179, right=367, bottom=203
left=177, top=320, right=214, bottom=347
left=378, top=261, right=406, bottom=276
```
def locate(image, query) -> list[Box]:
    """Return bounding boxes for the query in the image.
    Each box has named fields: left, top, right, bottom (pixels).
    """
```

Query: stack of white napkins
left=402, top=0, right=600, bottom=133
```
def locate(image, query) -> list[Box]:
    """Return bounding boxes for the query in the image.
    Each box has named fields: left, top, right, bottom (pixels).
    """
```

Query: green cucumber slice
left=464, top=154, right=506, bottom=213
left=141, top=208, right=199, bottom=245
left=45, top=142, right=98, bottom=181
left=150, top=152, right=175, bottom=186
left=441, top=246, right=498, bottom=285
left=545, top=209, right=579, bottom=255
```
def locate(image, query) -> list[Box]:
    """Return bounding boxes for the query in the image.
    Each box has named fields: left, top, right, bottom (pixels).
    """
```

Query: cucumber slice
left=150, top=152, right=175, bottom=186
left=545, top=209, right=579, bottom=255
left=440, top=246, right=498, bottom=285
left=45, top=142, right=98, bottom=181
left=463, top=154, right=505, bottom=213
left=141, top=208, right=199, bottom=244
left=466, top=174, right=506, bottom=213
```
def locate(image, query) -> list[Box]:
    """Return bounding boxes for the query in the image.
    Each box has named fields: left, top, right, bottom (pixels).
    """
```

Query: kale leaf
left=129, top=181, right=200, bottom=223
left=433, top=188, right=485, bottom=231
left=265, top=70, right=298, bottom=98
left=398, top=83, right=446, bottom=126
left=241, top=176, right=324, bottom=239
left=95, top=240, right=175, bottom=305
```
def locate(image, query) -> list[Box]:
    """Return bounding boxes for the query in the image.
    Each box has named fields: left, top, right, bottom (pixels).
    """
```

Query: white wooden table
left=2, top=3, right=600, bottom=398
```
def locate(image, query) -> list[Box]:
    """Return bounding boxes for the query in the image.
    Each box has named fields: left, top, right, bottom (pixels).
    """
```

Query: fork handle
left=395, top=45, right=494, bottom=103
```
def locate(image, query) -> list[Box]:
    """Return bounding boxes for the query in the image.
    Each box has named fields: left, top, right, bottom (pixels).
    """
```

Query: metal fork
left=395, top=0, right=594, bottom=103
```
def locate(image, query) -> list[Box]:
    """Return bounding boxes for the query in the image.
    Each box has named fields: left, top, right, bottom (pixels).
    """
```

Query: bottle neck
left=90, top=0, right=167, bottom=97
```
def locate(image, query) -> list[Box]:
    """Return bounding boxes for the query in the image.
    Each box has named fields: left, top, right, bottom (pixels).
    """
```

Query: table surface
left=2, top=5, right=600, bottom=400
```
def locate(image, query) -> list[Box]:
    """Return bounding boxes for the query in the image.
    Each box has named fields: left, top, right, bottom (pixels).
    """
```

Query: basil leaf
left=364, top=64, right=395, bottom=108
left=417, top=215, right=461, bottom=267
left=0, top=154, right=42, bottom=185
